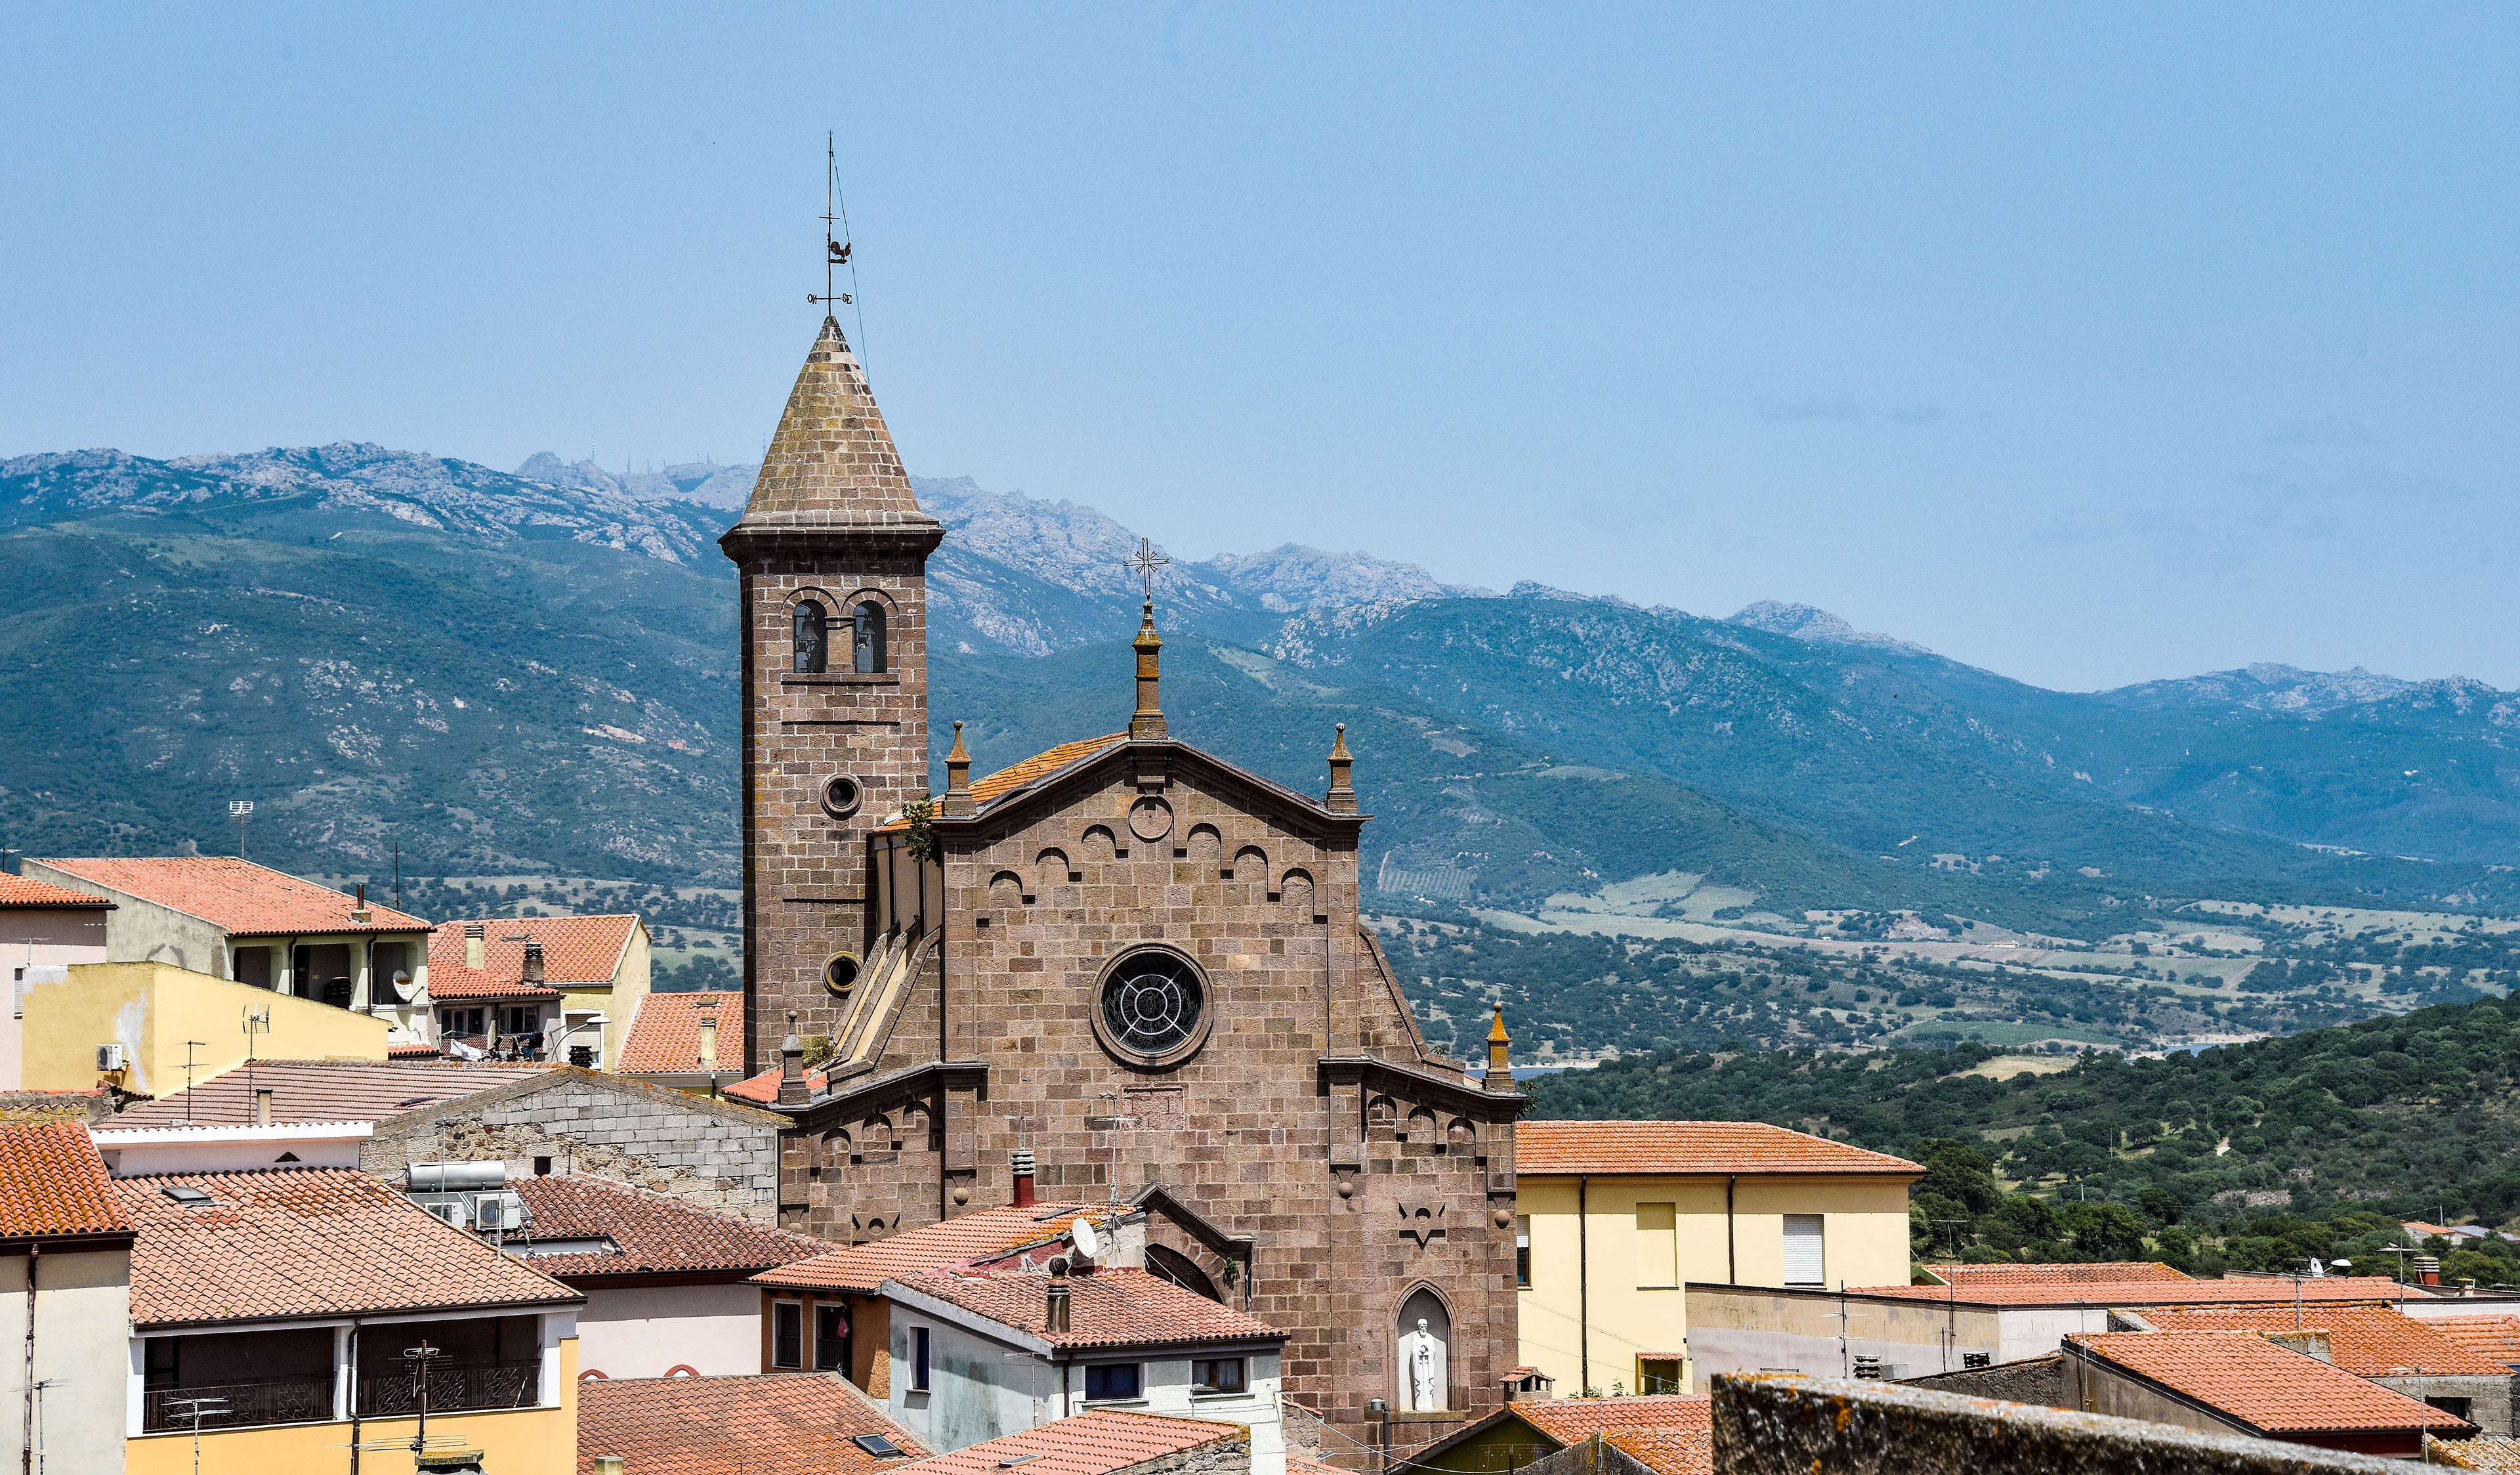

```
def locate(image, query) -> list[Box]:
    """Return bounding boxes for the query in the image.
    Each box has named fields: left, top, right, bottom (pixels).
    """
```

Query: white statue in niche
left=1397, top=1293, right=1450, bottom=1412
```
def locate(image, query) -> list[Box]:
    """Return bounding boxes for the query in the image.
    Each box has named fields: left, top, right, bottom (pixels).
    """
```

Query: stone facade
left=360, top=1069, right=785, bottom=1224
left=727, top=316, right=1525, bottom=1442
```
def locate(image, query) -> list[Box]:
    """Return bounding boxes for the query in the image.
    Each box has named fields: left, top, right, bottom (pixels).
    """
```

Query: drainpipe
left=20, top=1243, right=35, bottom=1475
left=1577, top=1175, right=1589, bottom=1397
left=346, top=1319, right=362, bottom=1475
left=1725, top=1176, right=1737, bottom=1284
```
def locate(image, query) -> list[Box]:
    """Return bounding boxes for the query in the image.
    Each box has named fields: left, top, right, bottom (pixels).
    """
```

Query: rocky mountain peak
left=1726, top=599, right=1929, bottom=654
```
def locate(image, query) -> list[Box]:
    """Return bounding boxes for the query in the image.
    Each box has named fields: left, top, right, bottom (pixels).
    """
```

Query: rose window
left=1099, top=949, right=1206, bottom=1059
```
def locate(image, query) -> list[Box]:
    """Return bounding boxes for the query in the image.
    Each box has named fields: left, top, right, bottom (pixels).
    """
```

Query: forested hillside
left=1528, top=994, right=2520, bottom=1283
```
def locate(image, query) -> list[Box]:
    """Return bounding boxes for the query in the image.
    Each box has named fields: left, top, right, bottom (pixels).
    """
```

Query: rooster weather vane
left=809, top=133, right=855, bottom=312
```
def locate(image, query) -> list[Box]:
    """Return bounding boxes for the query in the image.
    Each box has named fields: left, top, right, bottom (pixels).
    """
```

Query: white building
left=0, top=1121, right=133, bottom=1475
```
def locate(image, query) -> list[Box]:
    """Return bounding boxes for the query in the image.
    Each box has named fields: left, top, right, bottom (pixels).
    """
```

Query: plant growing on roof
left=902, top=796, right=938, bottom=865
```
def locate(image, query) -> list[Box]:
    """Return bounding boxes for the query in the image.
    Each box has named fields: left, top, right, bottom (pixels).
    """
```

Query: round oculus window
left=1097, top=948, right=1207, bottom=1063
left=821, top=775, right=863, bottom=819
left=824, top=951, right=861, bottom=995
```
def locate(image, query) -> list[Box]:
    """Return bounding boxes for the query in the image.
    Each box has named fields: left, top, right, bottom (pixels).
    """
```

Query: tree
left=2135, top=1186, right=2185, bottom=1228
left=1913, top=1138, right=2004, bottom=1216
left=2064, top=1202, right=2148, bottom=1261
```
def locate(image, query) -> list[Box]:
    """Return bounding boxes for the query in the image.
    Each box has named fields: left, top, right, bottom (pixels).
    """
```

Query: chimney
left=778, top=1013, right=808, bottom=1107
left=1045, top=1256, right=1072, bottom=1334
left=1012, top=1149, right=1037, bottom=1208
left=521, top=938, right=546, bottom=985
left=2419, top=1255, right=2443, bottom=1287
left=594, top=1459, right=626, bottom=1475
left=255, top=1088, right=274, bottom=1127
left=1483, top=1004, right=1515, bottom=1093
left=698, top=1016, right=718, bottom=1069
left=465, top=922, right=485, bottom=970
left=351, top=882, right=371, bottom=924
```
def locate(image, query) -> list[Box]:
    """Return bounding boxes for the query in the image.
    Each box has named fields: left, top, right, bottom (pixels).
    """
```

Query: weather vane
left=808, top=133, right=854, bottom=313
left=1124, top=537, right=1170, bottom=602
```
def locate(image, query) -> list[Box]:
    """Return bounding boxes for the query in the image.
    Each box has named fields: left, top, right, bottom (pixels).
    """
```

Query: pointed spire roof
left=728, top=317, right=942, bottom=541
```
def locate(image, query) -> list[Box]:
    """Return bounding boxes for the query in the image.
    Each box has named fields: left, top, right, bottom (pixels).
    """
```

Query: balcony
left=142, top=1377, right=335, bottom=1433
left=358, top=1360, right=541, bottom=1417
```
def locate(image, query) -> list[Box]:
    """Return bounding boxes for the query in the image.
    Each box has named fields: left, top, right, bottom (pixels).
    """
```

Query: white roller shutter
left=1782, top=1214, right=1825, bottom=1287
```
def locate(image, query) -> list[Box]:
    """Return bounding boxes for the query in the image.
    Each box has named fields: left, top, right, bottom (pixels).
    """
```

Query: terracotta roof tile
left=2435, top=1435, right=2520, bottom=1471
left=900, top=1409, right=1242, bottom=1475
left=117, top=1166, right=579, bottom=1327
left=1514, top=1396, right=1713, bottom=1445
left=2068, top=1331, right=2473, bottom=1435
left=33, top=857, right=430, bottom=935
left=891, top=1267, right=1284, bottom=1351
left=756, top=1204, right=1104, bottom=1294
left=578, top=1373, right=928, bottom=1475
left=0, top=874, right=112, bottom=908
left=617, top=992, right=744, bottom=1075
left=2145, top=1304, right=2510, bottom=1378
left=1925, top=1261, right=2192, bottom=1287
left=108, top=1059, right=547, bottom=1130
left=1285, top=1457, right=1349, bottom=1475
left=1853, top=1276, right=2422, bottom=1306
left=970, top=735, right=1129, bottom=806
left=1516, top=1121, right=1921, bottom=1176
left=2423, top=1314, right=2520, bottom=1368
left=0, top=1122, right=133, bottom=1241
left=1605, top=1424, right=1715, bottom=1475
left=506, top=1174, right=830, bottom=1281
left=425, top=914, right=640, bottom=1001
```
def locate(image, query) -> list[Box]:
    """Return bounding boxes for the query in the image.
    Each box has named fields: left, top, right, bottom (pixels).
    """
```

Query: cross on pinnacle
left=1125, top=537, right=1170, bottom=602
left=809, top=133, right=854, bottom=312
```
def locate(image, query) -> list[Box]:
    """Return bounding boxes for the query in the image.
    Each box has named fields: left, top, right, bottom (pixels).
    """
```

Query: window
left=440, top=1008, right=485, bottom=1038
left=1192, top=1358, right=1245, bottom=1395
left=1146, top=1245, right=1220, bottom=1302
left=1516, top=1216, right=1532, bottom=1288
left=815, top=1304, right=847, bottom=1372
left=533, top=1157, right=553, bottom=1177
left=794, top=599, right=830, bottom=673
left=1638, top=1358, right=1681, bottom=1395
left=1782, top=1214, right=1824, bottom=1287
left=234, top=947, right=272, bottom=989
left=2429, top=1396, right=2474, bottom=1422
left=1096, top=947, right=1207, bottom=1062
left=852, top=601, right=887, bottom=673
left=910, top=1327, right=931, bottom=1392
left=502, top=1006, right=538, bottom=1035
left=771, top=1301, right=803, bottom=1369
left=1084, top=1363, right=1141, bottom=1401
left=1636, top=1203, right=1677, bottom=1288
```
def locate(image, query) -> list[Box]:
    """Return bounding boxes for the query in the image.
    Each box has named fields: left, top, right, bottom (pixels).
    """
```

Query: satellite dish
left=1072, top=1218, right=1101, bottom=1260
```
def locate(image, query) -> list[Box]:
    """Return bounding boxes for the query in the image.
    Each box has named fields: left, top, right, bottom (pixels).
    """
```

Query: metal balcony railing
left=142, top=1377, right=335, bottom=1432
left=357, top=1360, right=541, bottom=1418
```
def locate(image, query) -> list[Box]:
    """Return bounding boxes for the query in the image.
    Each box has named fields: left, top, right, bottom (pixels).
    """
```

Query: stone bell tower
left=721, top=316, right=942, bottom=1070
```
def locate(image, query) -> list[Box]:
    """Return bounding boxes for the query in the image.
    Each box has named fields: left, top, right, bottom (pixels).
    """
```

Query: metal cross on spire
left=1124, top=537, right=1171, bottom=602
left=808, top=133, right=855, bottom=314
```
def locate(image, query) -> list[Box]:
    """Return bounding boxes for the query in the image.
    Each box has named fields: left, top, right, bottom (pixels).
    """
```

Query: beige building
left=0, top=1121, right=135, bottom=1475
left=423, top=912, right=650, bottom=1066
left=1513, top=1120, right=1920, bottom=1396
left=18, top=960, right=388, bottom=1096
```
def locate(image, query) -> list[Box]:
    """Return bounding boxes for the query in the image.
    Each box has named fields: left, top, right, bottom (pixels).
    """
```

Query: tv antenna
left=229, top=800, right=252, bottom=859
left=180, top=1040, right=207, bottom=1126
left=242, top=1005, right=271, bottom=1125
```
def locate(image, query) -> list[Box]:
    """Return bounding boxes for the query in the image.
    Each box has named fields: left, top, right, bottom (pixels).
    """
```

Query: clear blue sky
left=6, top=4, right=2514, bottom=691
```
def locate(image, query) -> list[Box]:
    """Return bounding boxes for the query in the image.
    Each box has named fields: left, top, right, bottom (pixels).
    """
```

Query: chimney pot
left=1013, top=1149, right=1037, bottom=1208
left=1046, top=1256, right=1072, bottom=1334
left=595, top=1459, right=626, bottom=1475
left=255, top=1088, right=274, bottom=1126
left=351, top=881, right=371, bottom=924
left=521, top=937, right=546, bottom=985
left=778, top=1013, right=808, bottom=1107
left=465, top=922, right=484, bottom=970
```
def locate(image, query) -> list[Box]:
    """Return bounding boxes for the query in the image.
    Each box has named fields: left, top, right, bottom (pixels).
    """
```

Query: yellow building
left=20, top=961, right=387, bottom=1095
left=113, top=1151, right=580, bottom=1474
left=1513, top=1120, right=1920, bottom=1396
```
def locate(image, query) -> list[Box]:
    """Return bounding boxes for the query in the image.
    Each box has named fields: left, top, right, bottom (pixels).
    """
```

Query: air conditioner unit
left=96, top=1044, right=125, bottom=1071
left=467, top=1191, right=527, bottom=1233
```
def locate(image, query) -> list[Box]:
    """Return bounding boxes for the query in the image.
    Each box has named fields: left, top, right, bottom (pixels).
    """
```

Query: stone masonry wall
left=362, top=1071, right=784, bottom=1224
left=1711, top=1374, right=2404, bottom=1474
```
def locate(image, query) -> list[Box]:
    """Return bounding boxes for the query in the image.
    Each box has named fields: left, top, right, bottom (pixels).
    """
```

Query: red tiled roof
left=117, top=1167, right=579, bottom=1327
left=2068, top=1331, right=2473, bottom=1435
left=2146, top=1304, right=2510, bottom=1378
left=1516, top=1121, right=1921, bottom=1176
left=1925, top=1261, right=2193, bottom=1287
left=617, top=992, right=744, bottom=1074
left=2436, top=1436, right=2520, bottom=1472
left=891, top=1267, right=1284, bottom=1351
left=1853, top=1276, right=2422, bottom=1306
left=755, top=1204, right=1103, bottom=1293
left=970, top=735, right=1128, bottom=806
left=389, top=1042, right=445, bottom=1059
left=426, top=914, right=640, bottom=1001
left=578, top=1373, right=927, bottom=1475
left=1606, top=1424, right=1715, bottom=1475
left=507, top=1174, right=830, bottom=1281
left=33, top=857, right=429, bottom=935
left=1514, top=1396, right=1712, bottom=1445
left=1286, top=1457, right=1349, bottom=1475
left=2424, top=1314, right=2520, bottom=1368
left=0, top=1122, right=134, bottom=1243
left=0, top=873, right=112, bottom=908
left=899, top=1409, right=1240, bottom=1475
left=108, top=1058, right=548, bottom=1130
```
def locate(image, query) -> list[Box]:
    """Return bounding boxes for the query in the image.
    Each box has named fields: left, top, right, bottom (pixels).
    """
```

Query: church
left=719, top=316, right=1525, bottom=1436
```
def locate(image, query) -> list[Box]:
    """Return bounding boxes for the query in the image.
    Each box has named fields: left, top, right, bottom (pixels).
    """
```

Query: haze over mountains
left=3, top=443, right=2515, bottom=935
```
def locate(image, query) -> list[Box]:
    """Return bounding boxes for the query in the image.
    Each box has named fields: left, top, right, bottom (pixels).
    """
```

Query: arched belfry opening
left=851, top=600, right=887, bottom=673
left=793, top=599, right=830, bottom=673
